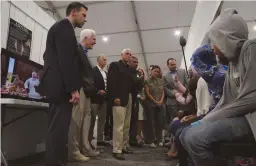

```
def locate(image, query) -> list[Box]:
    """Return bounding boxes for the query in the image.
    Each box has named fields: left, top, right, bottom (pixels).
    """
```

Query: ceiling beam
left=75, top=25, right=190, bottom=37
left=131, top=1, right=149, bottom=76
left=54, top=1, right=114, bottom=10
left=44, top=1, right=62, bottom=20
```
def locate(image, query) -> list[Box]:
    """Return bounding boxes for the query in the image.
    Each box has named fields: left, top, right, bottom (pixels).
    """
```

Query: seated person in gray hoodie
left=179, top=8, right=256, bottom=166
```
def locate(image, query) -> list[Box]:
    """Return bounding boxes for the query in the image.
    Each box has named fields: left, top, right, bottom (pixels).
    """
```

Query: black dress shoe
left=122, top=148, right=133, bottom=154
left=129, top=141, right=139, bottom=147
left=112, top=153, right=125, bottom=160
left=97, top=141, right=107, bottom=146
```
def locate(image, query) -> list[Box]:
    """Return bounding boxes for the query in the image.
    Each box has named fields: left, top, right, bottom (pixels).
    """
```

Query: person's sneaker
left=149, top=143, right=157, bottom=148
left=122, top=147, right=133, bottom=154
left=82, top=150, right=100, bottom=157
left=113, top=153, right=125, bottom=160
left=68, top=152, right=90, bottom=162
left=90, top=143, right=96, bottom=150
left=159, top=142, right=164, bottom=147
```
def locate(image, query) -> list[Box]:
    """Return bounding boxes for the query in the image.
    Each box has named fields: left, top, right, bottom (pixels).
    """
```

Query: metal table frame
left=1, top=99, right=49, bottom=166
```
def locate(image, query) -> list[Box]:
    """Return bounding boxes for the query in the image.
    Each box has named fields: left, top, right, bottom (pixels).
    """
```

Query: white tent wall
left=180, top=1, right=222, bottom=69
left=1, top=0, right=56, bottom=65
left=34, top=1, right=60, bottom=21
left=180, top=1, right=256, bottom=69
left=1, top=0, right=56, bottom=160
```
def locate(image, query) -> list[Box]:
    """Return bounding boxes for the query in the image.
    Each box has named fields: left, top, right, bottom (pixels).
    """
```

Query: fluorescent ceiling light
left=253, top=25, right=256, bottom=31
left=174, top=30, right=181, bottom=36
left=102, top=36, right=108, bottom=42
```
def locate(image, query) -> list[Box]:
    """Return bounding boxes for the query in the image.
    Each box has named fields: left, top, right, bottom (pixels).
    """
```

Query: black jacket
left=77, top=44, right=95, bottom=97
left=36, top=19, right=80, bottom=103
left=107, top=60, right=136, bottom=107
left=91, top=66, right=107, bottom=104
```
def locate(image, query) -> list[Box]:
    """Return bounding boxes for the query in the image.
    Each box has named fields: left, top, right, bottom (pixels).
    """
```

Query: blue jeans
left=179, top=117, right=253, bottom=166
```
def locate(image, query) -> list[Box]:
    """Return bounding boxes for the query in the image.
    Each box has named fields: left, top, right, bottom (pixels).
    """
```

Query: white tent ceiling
left=36, top=1, right=197, bottom=75
left=35, top=1, right=256, bottom=75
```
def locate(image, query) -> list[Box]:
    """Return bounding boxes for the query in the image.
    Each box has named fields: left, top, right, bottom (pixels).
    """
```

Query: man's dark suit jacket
left=77, top=44, right=95, bottom=97
left=107, top=60, right=136, bottom=107
left=36, top=19, right=80, bottom=103
left=91, top=66, right=107, bottom=104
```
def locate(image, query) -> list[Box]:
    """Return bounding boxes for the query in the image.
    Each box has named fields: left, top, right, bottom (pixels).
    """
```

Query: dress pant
left=104, top=100, right=113, bottom=140
left=45, top=102, right=72, bottom=166
left=68, top=88, right=92, bottom=155
left=129, top=99, right=139, bottom=143
left=112, top=94, right=132, bottom=153
left=89, top=100, right=107, bottom=143
left=166, top=104, right=178, bottom=126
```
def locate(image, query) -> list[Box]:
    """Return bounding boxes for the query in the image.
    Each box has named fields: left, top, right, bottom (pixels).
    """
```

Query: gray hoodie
left=201, top=8, right=256, bottom=140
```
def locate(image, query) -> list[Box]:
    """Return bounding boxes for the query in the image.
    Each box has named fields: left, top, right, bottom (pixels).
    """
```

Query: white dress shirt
left=97, top=65, right=107, bottom=90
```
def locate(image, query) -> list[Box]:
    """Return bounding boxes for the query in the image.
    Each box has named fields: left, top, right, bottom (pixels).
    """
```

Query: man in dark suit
left=89, top=55, right=108, bottom=147
left=68, top=29, right=100, bottom=162
left=128, top=56, right=144, bottom=147
left=107, top=49, right=136, bottom=160
left=36, top=2, right=88, bottom=166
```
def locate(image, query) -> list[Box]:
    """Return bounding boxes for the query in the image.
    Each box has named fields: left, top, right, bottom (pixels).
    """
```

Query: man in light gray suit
left=163, top=58, right=187, bottom=126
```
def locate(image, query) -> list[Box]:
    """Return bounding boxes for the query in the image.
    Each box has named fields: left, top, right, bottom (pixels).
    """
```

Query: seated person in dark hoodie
left=179, top=9, right=256, bottom=166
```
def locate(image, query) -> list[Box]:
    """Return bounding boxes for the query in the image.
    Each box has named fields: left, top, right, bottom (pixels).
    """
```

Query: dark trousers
left=104, top=100, right=113, bottom=140
left=145, top=100, right=164, bottom=143
left=166, top=105, right=178, bottom=127
left=129, top=99, right=139, bottom=143
left=45, top=103, right=72, bottom=166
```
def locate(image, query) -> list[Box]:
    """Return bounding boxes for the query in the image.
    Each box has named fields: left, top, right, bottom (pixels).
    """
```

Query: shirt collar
left=97, top=65, right=104, bottom=71
left=81, top=44, right=88, bottom=54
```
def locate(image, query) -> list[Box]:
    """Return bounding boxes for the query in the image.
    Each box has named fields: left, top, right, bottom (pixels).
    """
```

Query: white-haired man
left=68, top=29, right=100, bottom=162
left=89, top=55, right=108, bottom=147
left=107, top=48, right=136, bottom=160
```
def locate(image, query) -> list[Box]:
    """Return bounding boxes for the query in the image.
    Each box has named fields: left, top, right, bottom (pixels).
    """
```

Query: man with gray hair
left=68, top=29, right=100, bottom=162
left=107, top=48, right=136, bottom=160
left=89, top=55, right=108, bottom=147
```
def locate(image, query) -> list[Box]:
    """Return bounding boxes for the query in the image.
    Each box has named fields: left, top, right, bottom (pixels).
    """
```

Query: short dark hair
left=66, top=2, right=88, bottom=16
left=166, top=58, right=176, bottom=65
left=151, top=65, right=160, bottom=71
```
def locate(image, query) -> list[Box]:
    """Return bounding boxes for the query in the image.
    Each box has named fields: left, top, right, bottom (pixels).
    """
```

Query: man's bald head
left=129, top=55, right=138, bottom=69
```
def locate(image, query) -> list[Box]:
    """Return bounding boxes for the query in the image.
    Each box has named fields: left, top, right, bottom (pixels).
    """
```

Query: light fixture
left=253, top=25, right=256, bottom=31
left=102, top=36, right=108, bottom=42
left=174, top=29, right=181, bottom=36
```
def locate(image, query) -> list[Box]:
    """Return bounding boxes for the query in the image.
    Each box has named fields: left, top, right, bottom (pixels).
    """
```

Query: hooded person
left=179, top=8, right=256, bottom=166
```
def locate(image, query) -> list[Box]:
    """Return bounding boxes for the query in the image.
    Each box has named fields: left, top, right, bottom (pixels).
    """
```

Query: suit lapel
left=95, top=66, right=105, bottom=84
left=177, top=69, right=184, bottom=84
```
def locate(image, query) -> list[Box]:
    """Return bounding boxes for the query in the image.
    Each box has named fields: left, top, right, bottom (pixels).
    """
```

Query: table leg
left=1, top=104, right=8, bottom=166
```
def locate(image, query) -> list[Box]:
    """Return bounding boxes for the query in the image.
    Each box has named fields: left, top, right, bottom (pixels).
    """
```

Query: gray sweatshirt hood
left=208, top=8, right=248, bottom=62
